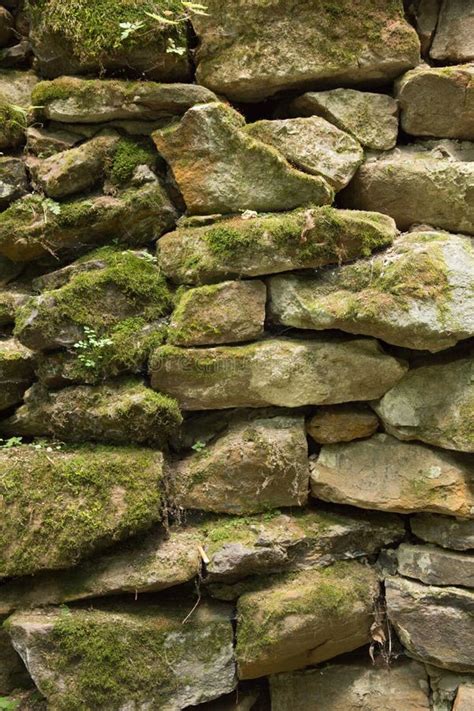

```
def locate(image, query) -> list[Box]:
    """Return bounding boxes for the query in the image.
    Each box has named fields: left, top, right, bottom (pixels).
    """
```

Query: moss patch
left=107, top=138, right=157, bottom=186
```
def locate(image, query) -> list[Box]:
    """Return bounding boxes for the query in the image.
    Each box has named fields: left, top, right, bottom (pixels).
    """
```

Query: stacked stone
left=0, top=1, right=472, bottom=710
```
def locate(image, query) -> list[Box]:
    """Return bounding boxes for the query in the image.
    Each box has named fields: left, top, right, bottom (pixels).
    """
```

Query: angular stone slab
left=431, top=0, right=474, bottom=62
left=268, top=231, right=474, bottom=352
left=169, top=280, right=266, bottom=347
left=153, top=103, right=333, bottom=215
left=236, top=561, right=378, bottom=678
left=396, top=65, right=474, bottom=140
left=374, top=356, right=474, bottom=453
left=245, top=117, right=363, bottom=191
left=192, top=0, right=420, bottom=102
left=0, top=338, right=35, bottom=412
left=306, top=404, right=379, bottom=444
left=411, top=514, right=474, bottom=551
left=290, top=88, right=399, bottom=151
left=0, top=528, right=201, bottom=613
left=386, top=575, right=474, bottom=672
left=6, top=601, right=236, bottom=710
left=33, top=77, right=218, bottom=123
left=171, top=412, right=309, bottom=514
left=158, top=207, right=396, bottom=285
left=311, top=433, right=473, bottom=517
left=150, top=337, right=407, bottom=410
left=1, top=378, right=182, bottom=446
left=270, top=659, right=430, bottom=711
left=340, top=144, right=474, bottom=234
left=0, top=445, right=164, bottom=578
left=0, top=182, right=177, bottom=263
left=397, top=543, right=474, bottom=587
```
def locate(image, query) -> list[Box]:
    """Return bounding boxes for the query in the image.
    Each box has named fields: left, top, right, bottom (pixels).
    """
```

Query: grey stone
left=431, top=0, right=474, bottom=62
left=0, top=338, right=35, bottom=412
left=397, top=543, right=474, bottom=587
left=411, top=514, right=474, bottom=551
left=0, top=157, right=28, bottom=209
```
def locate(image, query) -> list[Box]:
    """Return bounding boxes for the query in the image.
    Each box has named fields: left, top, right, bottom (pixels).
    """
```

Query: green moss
left=107, top=138, right=157, bottom=185
left=0, top=102, right=27, bottom=146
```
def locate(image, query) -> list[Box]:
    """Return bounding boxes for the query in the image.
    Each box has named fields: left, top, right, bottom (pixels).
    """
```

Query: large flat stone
left=150, top=337, right=407, bottom=410
left=386, top=576, right=474, bottom=672
left=192, top=0, right=419, bottom=102
left=340, top=143, right=474, bottom=234
left=153, top=103, right=333, bottom=215
left=268, top=231, right=474, bottom=352
left=411, top=514, right=474, bottom=551
left=430, top=0, right=474, bottom=62
left=0, top=338, right=35, bottom=412
left=0, top=445, right=164, bottom=578
left=6, top=601, right=236, bottom=710
left=396, top=65, right=474, bottom=140
left=158, top=207, right=396, bottom=285
left=397, top=543, right=474, bottom=587
left=236, top=561, right=378, bottom=678
left=310, top=433, right=473, bottom=517
left=374, top=356, right=474, bottom=453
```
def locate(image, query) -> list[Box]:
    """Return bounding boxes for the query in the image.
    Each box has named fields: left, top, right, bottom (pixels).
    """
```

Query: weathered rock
left=28, top=132, right=119, bottom=199
left=0, top=156, right=28, bottom=210
left=0, top=527, right=201, bottom=613
left=310, top=433, right=474, bottom=517
left=0, top=70, right=38, bottom=149
left=28, top=0, right=191, bottom=81
left=268, top=231, right=474, bottom=352
left=245, top=117, right=363, bottom=191
left=0, top=623, right=30, bottom=695
left=411, top=514, right=474, bottom=551
left=236, top=561, right=378, bottom=678
left=0, top=182, right=177, bottom=262
left=290, top=89, right=399, bottom=151
left=26, top=125, right=82, bottom=158
left=15, top=249, right=173, bottom=351
left=153, top=103, right=333, bottom=215
left=340, top=143, right=474, bottom=234
left=1, top=378, right=182, bottom=446
left=427, top=665, right=474, bottom=711
left=171, top=412, right=309, bottom=514
left=198, top=508, right=404, bottom=583
left=33, top=77, right=218, bottom=123
left=0, top=338, right=35, bottom=412
left=150, top=337, right=407, bottom=410
left=158, top=207, right=396, bottom=285
left=0, top=39, right=32, bottom=69
left=397, top=543, right=474, bottom=587
left=413, top=0, right=442, bottom=56
left=270, top=659, right=430, bottom=711
left=396, top=65, right=474, bottom=140
left=0, top=7, right=13, bottom=47
left=453, top=685, right=474, bottom=711
left=306, top=404, right=379, bottom=444
left=386, top=576, right=474, bottom=672
left=431, top=0, right=474, bottom=62
left=374, top=356, right=474, bottom=453
left=0, top=287, right=29, bottom=326
left=192, top=0, right=420, bottom=102
left=0, top=444, right=164, bottom=578
left=6, top=601, right=236, bottom=709
left=169, top=280, right=266, bottom=347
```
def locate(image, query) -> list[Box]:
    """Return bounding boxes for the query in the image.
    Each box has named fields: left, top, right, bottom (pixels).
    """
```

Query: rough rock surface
left=150, top=337, right=407, bottom=410
left=169, top=280, right=266, bottom=347
left=430, top=0, right=474, bottom=62
left=396, top=65, right=474, bottom=140
left=411, top=514, right=474, bottom=551
left=306, top=404, right=379, bottom=444
left=268, top=231, right=474, bottom=352
left=26, top=125, right=81, bottom=158
left=0, top=156, right=28, bottom=209
left=245, top=117, right=363, bottom=191
left=427, top=665, right=474, bottom=711
left=374, top=356, right=474, bottom=453
left=171, top=412, right=309, bottom=514
left=6, top=602, right=236, bottom=710
left=0, top=338, right=35, bottom=412
left=0, top=70, right=38, bottom=149
left=236, top=561, right=378, bottom=678
left=0, top=287, right=29, bottom=326
left=192, top=0, right=420, bottom=102
left=153, top=103, right=333, bottom=215
left=310, top=433, right=474, bottom=517
left=386, top=576, right=474, bottom=672
left=158, top=208, right=396, bottom=285
left=0, top=445, right=164, bottom=578
left=1, top=378, right=182, bottom=446
left=270, top=659, right=431, bottom=711
left=340, top=143, right=474, bottom=234
left=397, top=543, right=474, bottom=587
left=453, top=686, right=474, bottom=711
left=290, top=88, right=399, bottom=151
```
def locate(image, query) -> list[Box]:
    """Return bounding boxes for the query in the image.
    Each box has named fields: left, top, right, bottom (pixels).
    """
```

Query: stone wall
left=0, top=1, right=473, bottom=710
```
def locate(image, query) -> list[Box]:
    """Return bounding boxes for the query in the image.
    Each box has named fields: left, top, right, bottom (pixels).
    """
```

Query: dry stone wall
left=0, top=1, right=472, bottom=710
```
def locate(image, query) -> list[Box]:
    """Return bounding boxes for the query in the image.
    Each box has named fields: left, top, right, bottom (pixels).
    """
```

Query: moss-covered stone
left=0, top=444, right=164, bottom=577
left=236, top=561, right=379, bottom=678
left=0, top=70, right=38, bottom=149
left=1, top=378, right=182, bottom=446
left=158, top=207, right=397, bottom=285
left=6, top=600, right=236, bottom=710
left=0, top=287, right=30, bottom=327
left=0, top=157, right=28, bottom=210
left=0, top=338, right=35, bottom=412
